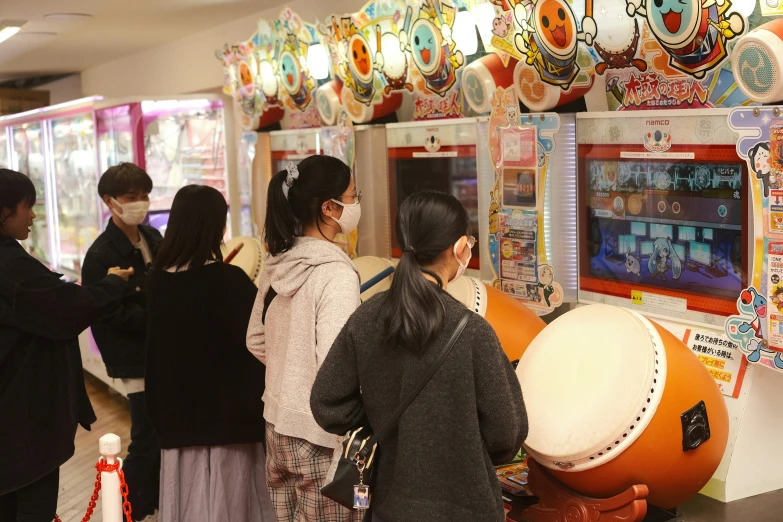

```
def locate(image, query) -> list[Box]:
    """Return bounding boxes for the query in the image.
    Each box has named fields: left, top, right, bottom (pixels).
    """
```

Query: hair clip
left=282, top=162, right=300, bottom=199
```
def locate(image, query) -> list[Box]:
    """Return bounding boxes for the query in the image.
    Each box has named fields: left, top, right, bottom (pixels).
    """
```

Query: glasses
left=335, top=189, right=362, bottom=205
left=467, top=235, right=476, bottom=249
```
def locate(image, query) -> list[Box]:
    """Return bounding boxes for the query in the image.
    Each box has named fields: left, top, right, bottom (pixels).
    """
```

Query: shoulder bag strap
left=358, top=310, right=472, bottom=459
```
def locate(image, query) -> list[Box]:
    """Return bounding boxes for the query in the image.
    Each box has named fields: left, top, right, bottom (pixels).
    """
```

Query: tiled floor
left=67, top=373, right=783, bottom=522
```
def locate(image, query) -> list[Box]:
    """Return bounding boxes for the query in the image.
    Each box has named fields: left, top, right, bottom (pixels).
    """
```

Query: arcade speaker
left=316, top=80, right=343, bottom=126
left=517, top=304, right=729, bottom=509
left=732, top=17, right=783, bottom=104
left=462, top=54, right=519, bottom=114
left=515, top=60, right=594, bottom=112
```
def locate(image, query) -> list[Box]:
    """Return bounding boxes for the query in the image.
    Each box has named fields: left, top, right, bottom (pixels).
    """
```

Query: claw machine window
left=50, top=114, right=100, bottom=274
left=386, top=119, right=480, bottom=269
left=142, top=99, right=227, bottom=215
left=96, top=103, right=138, bottom=227
left=11, top=123, right=51, bottom=265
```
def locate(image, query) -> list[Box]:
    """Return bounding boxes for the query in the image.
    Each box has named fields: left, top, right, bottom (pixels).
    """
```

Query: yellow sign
left=631, top=290, right=643, bottom=306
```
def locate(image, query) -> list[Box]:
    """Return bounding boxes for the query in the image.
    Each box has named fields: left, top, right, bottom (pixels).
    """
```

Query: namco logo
left=646, top=120, right=669, bottom=126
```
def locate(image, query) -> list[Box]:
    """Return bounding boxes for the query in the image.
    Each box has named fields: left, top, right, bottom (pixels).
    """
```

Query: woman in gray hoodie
left=247, top=155, right=362, bottom=522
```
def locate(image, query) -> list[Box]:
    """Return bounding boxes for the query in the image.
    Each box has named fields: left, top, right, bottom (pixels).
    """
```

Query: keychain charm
left=353, top=460, right=370, bottom=510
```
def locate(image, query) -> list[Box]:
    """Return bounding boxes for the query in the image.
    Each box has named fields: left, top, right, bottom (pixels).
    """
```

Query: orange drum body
left=353, top=256, right=545, bottom=361
left=517, top=304, right=729, bottom=509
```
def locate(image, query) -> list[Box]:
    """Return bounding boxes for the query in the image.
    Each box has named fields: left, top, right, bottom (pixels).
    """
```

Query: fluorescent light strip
left=0, top=26, right=21, bottom=44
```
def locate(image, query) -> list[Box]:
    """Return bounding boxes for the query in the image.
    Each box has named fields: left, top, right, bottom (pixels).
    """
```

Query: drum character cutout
left=258, top=58, right=281, bottom=107
left=278, top=34, right=316, bottom=110
left=332, top=17, right=384, bottom=106
left=399, top=1, right=465, bottom=97
left=727, top=287, right=783, bottom=369
left=625, top=0, right=745, bottom=78
left=378, top=25, right=414, bottom=95
left=513, top=0, right=597, bottom=89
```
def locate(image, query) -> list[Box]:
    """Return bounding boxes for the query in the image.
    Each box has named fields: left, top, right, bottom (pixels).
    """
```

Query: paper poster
left=655, top=318, right=747, bottom=398
left=487, top=86, right=562, bottom=315
left=684, top=329, right=746, bottom=398
left=761, top=0, right=783, bottom=16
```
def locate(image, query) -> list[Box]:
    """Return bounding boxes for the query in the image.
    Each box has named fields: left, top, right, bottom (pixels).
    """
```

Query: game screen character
left=584, top=159, right=744, bottom=299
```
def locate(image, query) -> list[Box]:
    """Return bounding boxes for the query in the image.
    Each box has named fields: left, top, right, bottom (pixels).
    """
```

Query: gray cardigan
left=311, top=291, right=528, bottom=522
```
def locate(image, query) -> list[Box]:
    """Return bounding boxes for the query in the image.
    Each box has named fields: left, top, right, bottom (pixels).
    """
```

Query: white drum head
left=517, top=304, right=667, bottom=472
left=222, top=236, right=264, bottom=282
left=445, top=276, right=487, bottom=316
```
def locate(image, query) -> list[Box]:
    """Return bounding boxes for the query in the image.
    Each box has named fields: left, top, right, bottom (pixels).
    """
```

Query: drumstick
left=224, top=242, right=245, bottom=264
left=403, top=6, right=413, bottom=36
left=376, top=24, right=382, bottom=54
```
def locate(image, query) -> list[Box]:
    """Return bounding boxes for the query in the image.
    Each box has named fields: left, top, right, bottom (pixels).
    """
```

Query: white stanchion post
left=99, top=433, right=124, bottom=522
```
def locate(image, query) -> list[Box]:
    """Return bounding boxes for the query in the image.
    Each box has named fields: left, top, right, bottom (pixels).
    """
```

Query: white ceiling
left=0, top=0, right=288, bottom=82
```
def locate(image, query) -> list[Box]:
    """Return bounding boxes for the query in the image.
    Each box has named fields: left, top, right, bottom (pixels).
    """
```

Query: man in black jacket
left=82, top=163, right=162, bottom=522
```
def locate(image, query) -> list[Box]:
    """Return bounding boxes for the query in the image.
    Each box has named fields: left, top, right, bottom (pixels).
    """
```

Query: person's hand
left=108, top=267, right=134, bottom=282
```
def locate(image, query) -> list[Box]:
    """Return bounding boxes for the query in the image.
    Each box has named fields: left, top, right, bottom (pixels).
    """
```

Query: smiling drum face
left=534, top=0, right=578, bottom=59
left=411, top=19, right=442, bottom=76
left=648, top=0, right=701, bottom=48
left=349, top=34, right=374, bottom=82
left=279, top=51, right=302, bottom=95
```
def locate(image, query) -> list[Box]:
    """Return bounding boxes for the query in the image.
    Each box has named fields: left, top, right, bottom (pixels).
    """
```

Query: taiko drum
left=516, top=304, right=729, bottom=508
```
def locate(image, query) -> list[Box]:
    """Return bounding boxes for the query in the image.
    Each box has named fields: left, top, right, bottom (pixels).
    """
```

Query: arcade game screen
left=582, top=156, right=746, bottom=304
left=389, top=156, right=479, bottom=268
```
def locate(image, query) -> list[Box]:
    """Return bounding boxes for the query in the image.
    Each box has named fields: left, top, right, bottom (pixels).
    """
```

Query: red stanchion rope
left=53, top=459, right=133, bottom=522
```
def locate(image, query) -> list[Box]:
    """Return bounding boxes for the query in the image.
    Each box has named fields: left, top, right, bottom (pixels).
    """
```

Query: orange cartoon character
left=334, top=17, right=385, bottom=106
left=513, top=0, right=597, bottom=89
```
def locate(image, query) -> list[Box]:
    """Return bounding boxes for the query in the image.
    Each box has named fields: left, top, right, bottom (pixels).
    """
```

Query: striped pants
left=265, top=423, right=361, bottom=522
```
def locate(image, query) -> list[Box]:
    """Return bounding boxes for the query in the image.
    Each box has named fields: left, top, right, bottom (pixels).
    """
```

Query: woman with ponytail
left=247, top=155, right=362, bottom=521
left=311, top=191, right=527, bottom=522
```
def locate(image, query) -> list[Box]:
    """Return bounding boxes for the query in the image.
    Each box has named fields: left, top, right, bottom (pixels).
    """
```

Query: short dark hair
left=154, top=185, right=228, bottom=271
left=264, top=155, right=352, bottom=256
left=98, top=163, right=153, bottom=199
left=0, top=169, right=37, bottom=232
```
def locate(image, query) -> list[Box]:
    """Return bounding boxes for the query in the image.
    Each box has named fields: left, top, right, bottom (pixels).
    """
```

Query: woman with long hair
left=247, top=155, right=362, bottom=521
left=311, top=191, right=527, bottom=522
left=145, top=185, right=273, bottom=522
left=0, top=169, right=132, bottom=522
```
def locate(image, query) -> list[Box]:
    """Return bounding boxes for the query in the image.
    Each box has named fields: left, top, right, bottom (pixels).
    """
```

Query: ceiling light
left=44, top=13, right=93, bottom=21
left=0, top=21, right=26, bottom=45
left=453, top=11, right=478, bottom=57
left=306, top=44, right=329, bottom=80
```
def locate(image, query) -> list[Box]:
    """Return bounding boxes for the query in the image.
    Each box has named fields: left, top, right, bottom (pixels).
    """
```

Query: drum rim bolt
left=753, top=107, right=761, bottom=117
left=774, top=107, right=781, bottom=117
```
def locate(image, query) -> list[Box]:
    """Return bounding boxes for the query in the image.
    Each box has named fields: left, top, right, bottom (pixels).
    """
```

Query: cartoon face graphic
left=755, top=147, right=771, bottom=175
left=279, top=51, right=301, bottom=95
left=258, top=59, right=279, bottom=99
left=238, top=62, right=254, bottom=99
left=647, top=0, right=701, bottom=48
left=539, top=265, right=554, bottom=285
left=501, top=240, right=513, bottom=259
left=534, top=0, right=578, bottom=59
left=493, top=16, right=511, bottom=38
left=411, top=19, right=442, bottom=76
left=424, top=134, right=441, bottom=152
left=348, top=34, right=373, bottom=82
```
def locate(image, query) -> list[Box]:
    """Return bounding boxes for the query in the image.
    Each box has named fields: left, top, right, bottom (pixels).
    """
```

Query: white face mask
left=329, top=200, right=361, bottom=235
left=451, top=239, right=472, bottom=282
left=111, top=198, right=150, bottom=227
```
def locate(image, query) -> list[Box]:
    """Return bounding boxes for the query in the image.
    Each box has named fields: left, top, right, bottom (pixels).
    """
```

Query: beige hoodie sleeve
left=246, top=283, right=269, bottom=364
left=314, top=264, right=361, bottom=369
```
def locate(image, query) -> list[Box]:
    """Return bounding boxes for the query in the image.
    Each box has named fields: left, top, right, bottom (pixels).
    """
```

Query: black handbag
left=320, top=311, right=472, bottom=510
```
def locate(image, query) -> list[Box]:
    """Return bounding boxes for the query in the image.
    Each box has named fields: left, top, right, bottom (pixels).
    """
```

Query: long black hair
left=0, top=169, right=36, bottom=236
left=154, top=185, right=228, bottom=270
left=382, top=191, right=471, bottom=353
left=264, top=155, right=352, bottom=256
